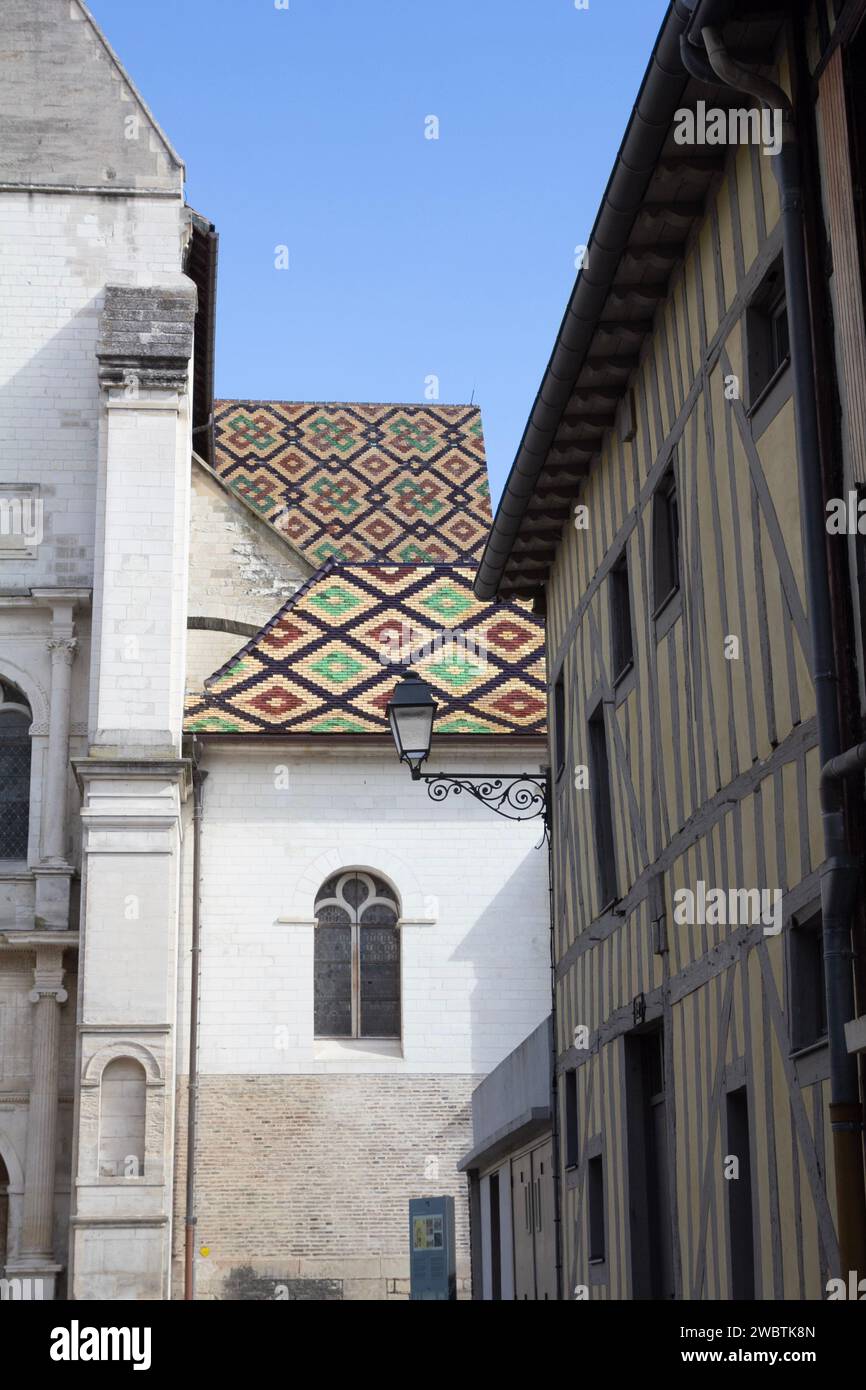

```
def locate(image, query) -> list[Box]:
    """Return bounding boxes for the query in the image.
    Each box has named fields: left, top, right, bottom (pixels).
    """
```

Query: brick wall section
left=172, top=1075, right=476, bottom=1300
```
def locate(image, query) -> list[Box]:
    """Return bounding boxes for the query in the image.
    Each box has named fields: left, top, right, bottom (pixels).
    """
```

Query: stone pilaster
left=90, top=283, right=196, bottom=758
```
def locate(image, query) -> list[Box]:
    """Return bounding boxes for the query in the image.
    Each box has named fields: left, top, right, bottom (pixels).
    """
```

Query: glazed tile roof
left=184, top=564, right=546, bottom=736
left=212, top=401, right=492, bottom=567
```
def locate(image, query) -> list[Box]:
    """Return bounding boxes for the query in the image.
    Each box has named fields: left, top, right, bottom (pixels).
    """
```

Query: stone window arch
left=314, top=870, right=401, bottom=1039
left=0, top=678, right=32, bottom=862
left=98, top=1057, right=147, bottom=1179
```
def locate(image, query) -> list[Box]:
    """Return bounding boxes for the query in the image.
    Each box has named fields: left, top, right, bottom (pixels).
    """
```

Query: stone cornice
left=72, top=756, right=193, bottom=796
left=97, top=285, right=196, bottom=393
left=0, top=931, right=79, bottom=951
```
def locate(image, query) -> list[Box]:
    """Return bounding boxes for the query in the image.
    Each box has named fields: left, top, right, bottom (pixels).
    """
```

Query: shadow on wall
left=449, top=853, right=551, bottom=1077
left=3, top=296, right=110, bottom=590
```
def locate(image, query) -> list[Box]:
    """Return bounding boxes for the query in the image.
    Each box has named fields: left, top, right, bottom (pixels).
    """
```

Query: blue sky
left=87, top=0, right=669, bottom=503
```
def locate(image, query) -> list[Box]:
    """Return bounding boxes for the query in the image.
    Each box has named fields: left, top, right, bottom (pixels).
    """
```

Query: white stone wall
left=180, top=743, right=551, bottom=1078
left=0, top=192, right=188, bottom=594
left=0, top=0, right=194, bottom=1301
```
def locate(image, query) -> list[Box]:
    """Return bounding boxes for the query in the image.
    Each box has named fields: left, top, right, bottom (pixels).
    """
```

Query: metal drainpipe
left=184, top=760, right=208, bottom=1300
left=700, top=24, right=866, bottom=1282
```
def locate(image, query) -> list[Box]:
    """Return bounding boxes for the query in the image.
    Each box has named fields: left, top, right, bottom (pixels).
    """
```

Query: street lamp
left=386, top=670, right=549, bottom=827
left=387, top=671, right=438, bottom=778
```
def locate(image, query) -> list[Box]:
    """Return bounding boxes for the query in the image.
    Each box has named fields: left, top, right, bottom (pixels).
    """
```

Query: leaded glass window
left=0, top=679, right=31, bottom=862
left=314, top=871, right=400, bottom=1039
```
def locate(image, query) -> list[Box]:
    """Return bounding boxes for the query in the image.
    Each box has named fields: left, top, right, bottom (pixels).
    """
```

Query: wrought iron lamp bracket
left=411, top=769, right=550, bottom=837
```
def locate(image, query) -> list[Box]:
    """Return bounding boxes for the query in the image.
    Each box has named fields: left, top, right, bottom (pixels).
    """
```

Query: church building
left=0, top=0, right=550, bottom=1300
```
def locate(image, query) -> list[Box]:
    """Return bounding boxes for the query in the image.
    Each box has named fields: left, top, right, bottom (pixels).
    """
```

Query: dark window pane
left=343, top=874, right=369, bottom=911
left=791, top=912, right=827, bottom=1050
left=359, top=900, right=398, bottom=925
left=564, top=1071, right=578, bottom=1169
left=359, top=926, right=400, bottom=1038
left=316, top=902, right=351, bottom=925
left=610, top=555, right=633, bottom=681
left=589, top=707, right=617, bottom=908
left=314, top=925, right=352, bottom=1036
left=772, top=303, right=789, bottom=368
left=747, top=257, right=788, bottom=404
left=652, top=469, right=679, bottom=614
left=554, top=676, right=565, bottom=775
left=588, top=1155, right=605, bottom=1262
left=371, top=875, right=398, bottom=906
left=0, top=711, right=31, bottom=861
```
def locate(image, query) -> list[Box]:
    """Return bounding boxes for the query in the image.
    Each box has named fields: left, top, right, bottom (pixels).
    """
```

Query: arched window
left=0, top=679, right=32, bottom=862
left=98, top=1058, right=146, bottom=1179
left=314, top=871, right=401, bottom=1039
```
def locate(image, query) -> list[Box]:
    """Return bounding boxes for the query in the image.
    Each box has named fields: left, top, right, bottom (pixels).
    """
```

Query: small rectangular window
left=588, top=705, right=617, bottom=909
left=609, top=552, right=634, bottom=683
left=588, top=1153, right=605, bottom=1262
left=790, top=910, right=827, bottom=1051
left=652, top=465, right=680, bottom=616
left=747, top=256, right=790, bottom=407
left=564, top=1070, right=578, bottom=1169
left=554, top=674, right=566, bottom=778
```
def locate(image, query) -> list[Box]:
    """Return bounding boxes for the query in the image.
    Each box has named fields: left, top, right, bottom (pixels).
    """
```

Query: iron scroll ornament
left=418, top=772, right=549, bottom=832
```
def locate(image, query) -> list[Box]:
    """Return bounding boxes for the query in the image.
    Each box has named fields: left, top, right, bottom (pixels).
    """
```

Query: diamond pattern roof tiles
left=212, top=401, right=492, bottom=567
left=185, top=563, right=546, bottom=737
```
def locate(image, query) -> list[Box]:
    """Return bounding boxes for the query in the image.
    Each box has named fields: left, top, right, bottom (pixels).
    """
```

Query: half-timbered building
left=476, top=0, right=866, bottom=1300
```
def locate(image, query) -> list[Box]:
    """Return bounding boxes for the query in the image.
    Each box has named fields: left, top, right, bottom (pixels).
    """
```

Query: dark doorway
left=625, top=1024, right=675, bottom=1298
left=489, top=1172, right=501, bottom=1300
left=726, top=1086, right=756, bottom=1299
